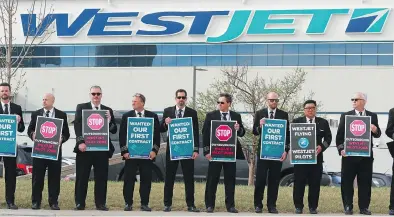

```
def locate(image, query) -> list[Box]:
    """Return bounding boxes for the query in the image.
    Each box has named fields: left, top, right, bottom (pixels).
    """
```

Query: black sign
left=32, top=116, right=64, bottom=161
left=290, top=123, right=316, bottom=164
left=210, top=120, right=237, bottom=162
left=344, top=115, right=371, bottom=157
left=82, top=110, right=109, bottom=151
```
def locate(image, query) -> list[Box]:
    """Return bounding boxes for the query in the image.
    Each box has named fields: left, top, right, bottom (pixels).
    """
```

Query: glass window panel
left=206, top=45, right=221, bottom=55
left=283, top=44, right=298, bottom=54
left=222, top=44, right=237, bottom=55
left=74, top=46, right=89, bottom=56
left=299, top=44, right=314, bottom=54
left=315, top=44, right=329, bottom=54
left=44, top=46, right=60, bottom=57
left=132, top=57, right=147, bottom=67
left=283, top=55, right=298, bottom=66
left=361, top=55, right=377, bottom=65
left=207, top=56, right=221, bottom=66
left=315, top=55, right=329, bottom=66
left=118, top=57, right=132, bottom=67
left=237, top=56, right=252, bottom=66
left=59, top=57, right=73, bottom=67
left=93, top=46, right=118, bottom=56
left=299, top=55, right=314, bottom=66
left=362, top=43, right=378, bottom=54
left=177, top=45, right=192, bottom=55
left=237, top=44, right=253, bottom=55
left=162, top=56, right=177, bottom=66
left=268, top=44, right=283, bottom=55
left=95, top=57, right=118, bottom=67
left=345, top=55, right=361, bottom=65
left=31, top=58, right=45, bottom=67
left=253, top=44, right=267, bottom=55
left=32, top=47, right=45, bottom=56
left=74, top=57, right=89, bottom=67
left=88, top=57, right=96, bottom=67
left=192, top=45, right=206, bottom=55
left=267, top=56, right=282, bottom=66
left=177, top=56, right=192, bottom=66
left=346, top=43, right=362, bottom=54
left=147, top=45, right=159, bottom=56
left=151, top=56, right=161, bottom=66
left=118, top=45, right=133, bottom=55
left=330, top=43, right=346, bottom=54
left=378, top=55, right=393, bottom=65
left=59, top=46, right=74, bottom=56
left=222, top=56, right=237, bottom=66
left=132, top=45, right=147, bottom=55
left=330, top=55, right=346, bottom=66
left=146, top=56, right=156, bottom=66
left=161, top=45, right=177, bottom=55
left=21, top=58, right=32, bottom=68
left=192, top=56, right=206, bottom=66
left=252, top=56, right=267, bottom=66
left=11, top=47, right=20, bottom=56
left=378, top=43, right=393, bottom=54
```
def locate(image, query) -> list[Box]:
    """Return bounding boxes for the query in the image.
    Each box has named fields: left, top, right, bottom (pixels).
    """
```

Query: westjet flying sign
left=21, top=8, right=390, bottom=43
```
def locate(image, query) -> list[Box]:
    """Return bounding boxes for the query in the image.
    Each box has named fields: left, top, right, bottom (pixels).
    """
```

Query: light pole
left=192, top=66, right=208, bottom=109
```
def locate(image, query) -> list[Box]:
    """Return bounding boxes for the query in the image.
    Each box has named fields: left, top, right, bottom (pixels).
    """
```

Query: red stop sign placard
left=87, top=114, right=104, bottom=131
left=40, top=121, right=57, bottom=139
left=350, top=120, right=366, bottom=136
left=215, top=125, right=232, bottom=142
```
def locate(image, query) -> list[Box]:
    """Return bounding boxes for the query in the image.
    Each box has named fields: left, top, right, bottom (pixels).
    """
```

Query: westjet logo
left=346, top=8, right=390, bottom=33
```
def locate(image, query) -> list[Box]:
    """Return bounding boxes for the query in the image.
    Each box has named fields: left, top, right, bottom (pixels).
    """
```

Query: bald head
left=42, top=93, right=55, bottom=109
left=266, top=92, right=279, bottom=109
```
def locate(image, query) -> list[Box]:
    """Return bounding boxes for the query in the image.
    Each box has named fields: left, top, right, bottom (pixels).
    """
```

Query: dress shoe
left=124, top=204, right=132, bottom=211
left=268, top=207, right=279, bottom=214
left=141, top=205, right=152, bottom=212
left=96, top=205, right=109, bottom=211
left=188, top=206, right=200, bottom=212
left=206, top=207, right=214, bottom=213
left=227, top=207, right=238, bottom=213
left=50, top=204, right=60, bottom=210
left=295, top=208, right=303, bottom=214
left=163, top=206, right=171, bottom=212
left=7, top=203, right=18, bottom=210
left=74, top=204, right=85, bottom=210
left=344, top=206, right=353, bottom=215
left=31, top=203, right=40, bottom=210
left=255, top=206, right=262, bottom=213
left=309, top=208, right=318, bottom=214
left=360, top=208, right=371, bottom=215
left=389, top=209, right=394, bottom=215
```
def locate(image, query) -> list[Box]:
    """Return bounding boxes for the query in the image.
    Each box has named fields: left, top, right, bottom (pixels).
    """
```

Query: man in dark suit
left=385, top=107, right=394, bottom=216
left=336, top=92, right=381, bottom=215
left=0, top=82, right=25, bottom=209
left=119, top=93, right=160, bottom=212
left=253, top=92, right=290, bottom=214
left=292, top=100, right=332, bottom=214
left=73, top=85, right=117, bottom=211
left=203, top=93, right=245, bottom=213
left=160, top=89, right=200, bottom=212
left=27, top=93, right=70, bottom=210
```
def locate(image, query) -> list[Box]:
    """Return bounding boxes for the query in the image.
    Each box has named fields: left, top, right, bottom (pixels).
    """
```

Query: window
left=222, top=56, right=237, bottom=66
left=237, top=44, right=253, bottom=55
left=177, top=45, right=191, bottom=55
left=346, top=55, right=361, bottom=66
left=192, top=56, right=206, bottom=66
left=268, top=44, right=283, bottom=55
left=267, top=56, right=282, bottom=66
left=206, top=45, right=221, bottom=55
left=222, top=44, right=237, bottom=55
left=315, top=55, right=329, bottom=66
left=132, top=45, right=147, bottom=55
left=361, top=55, right=377, bottom=65
left=162, top=56, right=177, bottom=66
left=378, top=43, right=393, bottom=54
left=253, top=44, right=267, bottom=55
left=177, top=56, right=192, bottom=66
left=346, top=43, right=362, bottom=54
left=299, top=44, right=314, bottom=54
left=299, top=55, right=314, bottom=66
left=315, top=44, right=329, bottom=54
left=192, top=45, right=206, bottom=55
left=207, top=56, right=221, bottom=66
left=283, top=55, right=298, bottom=66
left=283, top=44, right=298, bottom=54
left=252, top=56, right=267, bottom=66
left=118, top=45, right=133, bottom=55
left=362, top=43, right=377, bottom=54
left=330, top=55, right=346, bottom=66
left=161, top=45, right=177, bottom=55
left=378, top=55, right=393, bottom=65
left=330, top=43, right=346, bottom=54
left=237, top=56, right=252, bottom=66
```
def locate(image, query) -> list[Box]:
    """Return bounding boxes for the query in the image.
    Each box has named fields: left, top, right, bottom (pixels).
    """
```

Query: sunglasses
left=177, top=96, right=186, bottom=99
left=268, top=99, right=279, bottom=103
left=91, top=93, right=101, bottom=96
left=304, top=107, right=316, bottom=110
left=217, top=101, right=226, bottom=104
left=351, top=98, right=363, bottom=102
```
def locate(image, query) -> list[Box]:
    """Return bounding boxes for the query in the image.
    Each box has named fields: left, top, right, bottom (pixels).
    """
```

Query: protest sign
left=260, top=119, right=287, bottom=160
left=82, top=110, right=109, bottom=151
left=210, top=120, right=237, bottom=162
left=127, top=117, right=154, bottom=159
left=32, top=116, right=63, bottom=161
left=168, top=117, right=194, bottom=160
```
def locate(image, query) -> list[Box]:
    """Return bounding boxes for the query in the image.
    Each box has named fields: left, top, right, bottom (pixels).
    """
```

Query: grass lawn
left=0, top=180, right=391, bottom=213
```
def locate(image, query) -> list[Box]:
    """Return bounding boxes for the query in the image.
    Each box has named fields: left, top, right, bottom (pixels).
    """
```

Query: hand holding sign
left=16, top=115, right=21, bottom=124
left=149, top=151, right=156, bottom=160
left=165, top=117, right=172, bottom=125
left=106, top=110, right=111, bottom=122
left=260, top=118, right=266, bottom=127
left=234, top=121, right=240, bottom=131
left=341, top=149, right=346, bottom=157
left=123, top=152, right=130, bottom=159
left=279, top=152, right=287, bottom=162
left=192, top=152, right=199, bottom=159
left=79, top=143, right=87, bottom=152
left=316, top=145, right=322, bottom=155
left=205, top=154, right=212, bottom=161
left=371, top=124, right=377, bottom=134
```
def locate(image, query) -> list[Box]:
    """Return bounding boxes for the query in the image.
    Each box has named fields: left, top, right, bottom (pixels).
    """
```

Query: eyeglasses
left=91, top=93, right=101, bottom=96
left=351, top=98, right=363, bottom=102
left=177, top=96, right=186, bottom=99
left=217, top=101, right=226, bottom=104
left=268, top=99, right=279, bottom=103
left=304, top=107, right=316, bottom=110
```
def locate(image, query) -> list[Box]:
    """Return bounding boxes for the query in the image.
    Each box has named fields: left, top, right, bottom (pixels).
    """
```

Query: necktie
left=177, top=109, right=182, bottom=118
left=359, top=111, right=362, bottom=116
left=269, top=111, right=274, bottom=119
left=4, top=104, right=8, bottom=114
left=222, top=113, right=227, bottom=120
left=45, top=110, right=50, bottom=117
left=95, top=106, right=99, bottom=110
left=138, top=112, right=142, bottom=117
left=309, top=119, right=313, bottom=123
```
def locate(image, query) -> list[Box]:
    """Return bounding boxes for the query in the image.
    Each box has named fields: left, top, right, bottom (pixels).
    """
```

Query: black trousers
left=74, top=152, right=108, bottom=207
left=2, top=157, right=16, bottom=204
left=293, top=163, right=322, bottom=209
left=123, top=159, right=152, bottom=206
left=341, top=157, right=373, bottom=210
left=163, top=153, right=195, bottom=207
left=254, top=159, right=282, bottom=208
left=204, top=161, right=236, bottom=210
left=390, top=160, right=394, bottom=210
left=31, top=156, right=62, bottom=205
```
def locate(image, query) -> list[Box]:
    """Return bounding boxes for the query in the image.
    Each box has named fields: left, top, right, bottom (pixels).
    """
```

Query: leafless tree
left=0, top=0, right=54, bottom=98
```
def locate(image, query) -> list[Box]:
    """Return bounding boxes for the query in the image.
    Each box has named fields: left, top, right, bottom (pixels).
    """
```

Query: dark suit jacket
left=27, top=108, right=70, bottom=147
left=119, top=110, right=161, bottom=157
left=336, top=110, right=381, bottom=158
left=253, top=108, right=290, bottom=154
left=293, top=116, right=332, bottom=164
left=385, top=108, right=394, bottom=157
left=0, top=102, right=25, bottom=133
left=160, top=106, right=199, bottom=154
left=202, top=110, right=245, bottom=160
left=73, top=102, right=117, bottom=158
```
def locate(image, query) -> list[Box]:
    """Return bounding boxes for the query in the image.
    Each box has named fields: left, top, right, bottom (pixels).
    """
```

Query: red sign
left=40, top=121, right=57, bottom=139
left=87, top=114, right=104, bottom=131
left=215, top=125, right=232, bottom=142
left=350, top=120, right=366, bottom=136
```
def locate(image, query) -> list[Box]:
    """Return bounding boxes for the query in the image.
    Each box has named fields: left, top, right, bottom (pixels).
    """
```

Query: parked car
left=328, top=172, right=392, bottom=187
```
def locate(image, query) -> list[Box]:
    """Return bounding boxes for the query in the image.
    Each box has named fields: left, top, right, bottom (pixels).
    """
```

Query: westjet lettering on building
left=20, top=8, right=391, bottom=43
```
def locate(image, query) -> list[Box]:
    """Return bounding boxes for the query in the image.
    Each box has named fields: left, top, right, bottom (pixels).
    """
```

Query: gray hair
left=90, top=85, right=102, bottom=91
